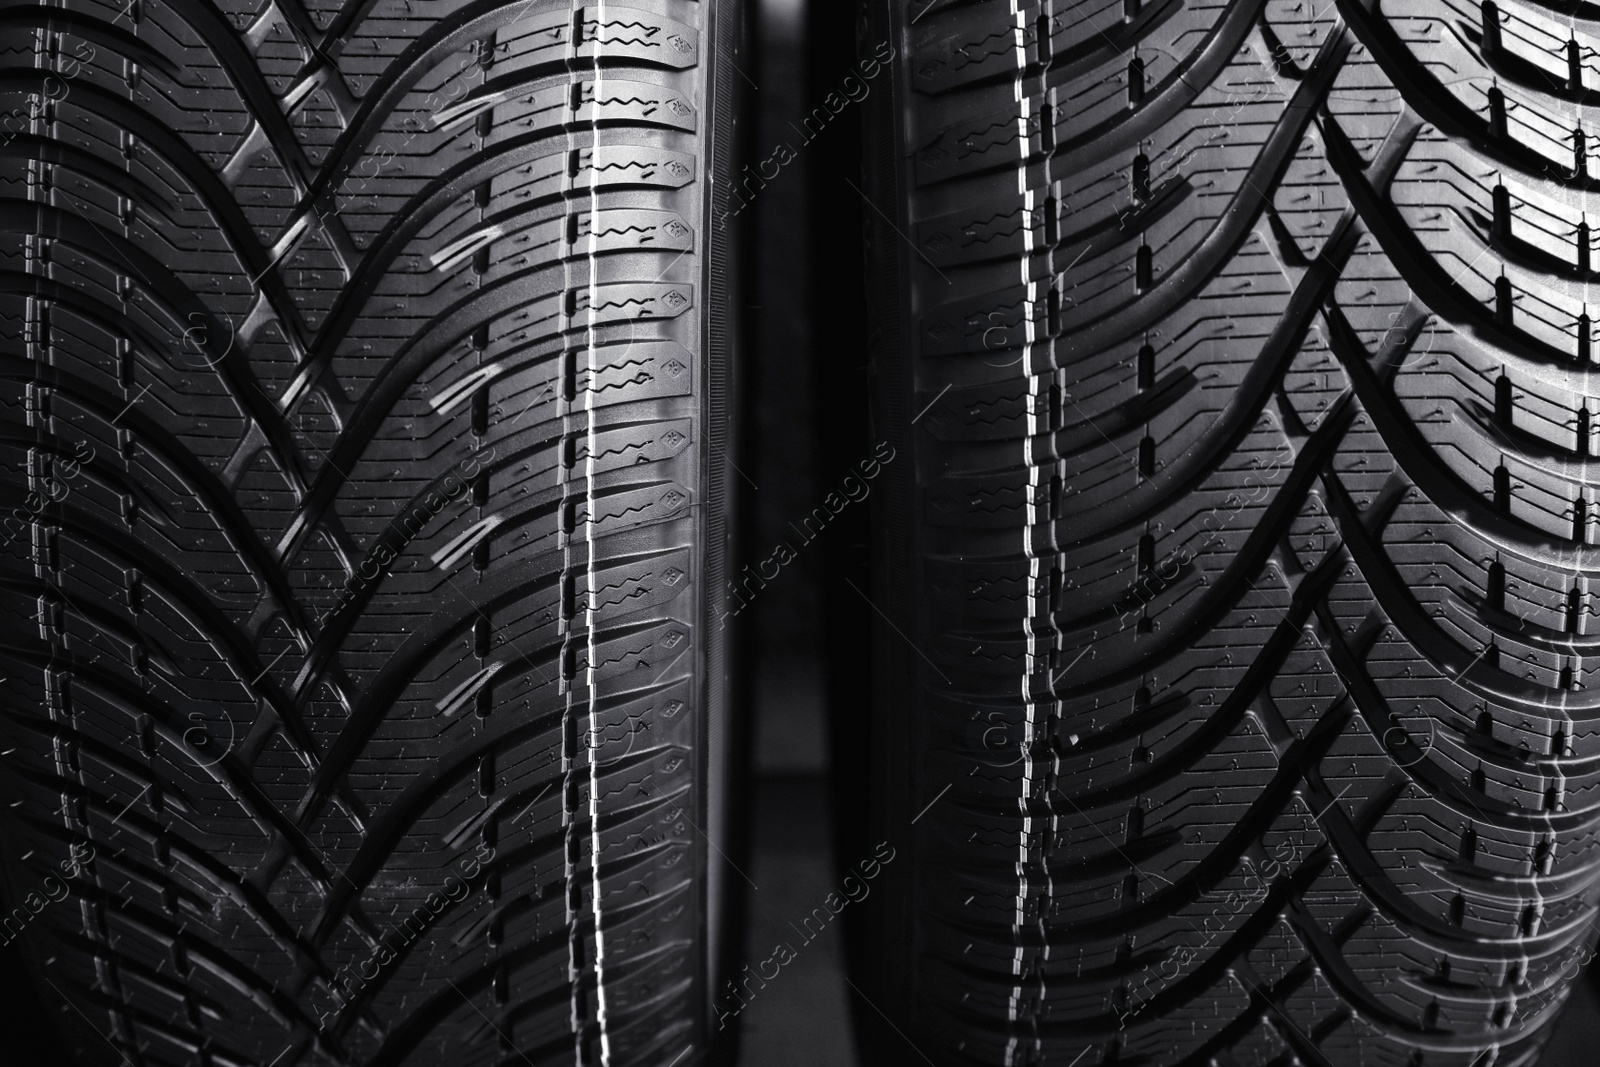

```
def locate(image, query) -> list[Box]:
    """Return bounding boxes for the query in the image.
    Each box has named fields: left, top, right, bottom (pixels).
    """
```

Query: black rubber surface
left=0, top=0, right=741, bottom=1064
left=860, top=0, right=1600, bottom=1064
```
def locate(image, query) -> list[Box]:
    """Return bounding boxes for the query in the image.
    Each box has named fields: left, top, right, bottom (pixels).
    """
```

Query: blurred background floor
left=734, top=778, right=859, bottom=1067
left=733, top=0, right=860, bottom=1059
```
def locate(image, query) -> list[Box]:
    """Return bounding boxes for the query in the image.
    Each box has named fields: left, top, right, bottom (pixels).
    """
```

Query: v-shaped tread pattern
left=0, top=0, right=738, bottom=1065
left=866, top=0, right=1600, bottom=1064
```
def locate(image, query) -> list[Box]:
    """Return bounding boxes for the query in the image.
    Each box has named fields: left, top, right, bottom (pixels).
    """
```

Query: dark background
left=2, top=2, right=1597, bottom=1065
left=726, top=0, right=866, bottom=1061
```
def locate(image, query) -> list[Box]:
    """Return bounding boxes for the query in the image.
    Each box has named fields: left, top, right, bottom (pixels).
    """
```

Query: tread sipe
left=0, top=0, right=741, bottom=1064
left=861, top=0, right=1600, bottom=1064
